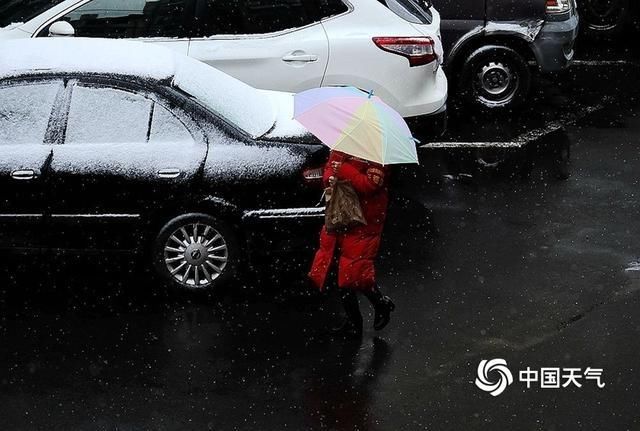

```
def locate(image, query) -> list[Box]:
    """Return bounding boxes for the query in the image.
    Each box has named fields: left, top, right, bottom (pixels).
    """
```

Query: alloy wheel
left=163, top=222, right=229, bottom=288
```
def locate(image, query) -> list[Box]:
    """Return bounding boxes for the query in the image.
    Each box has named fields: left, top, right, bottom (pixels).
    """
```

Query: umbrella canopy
left=294, top=86, right=419, bottom=165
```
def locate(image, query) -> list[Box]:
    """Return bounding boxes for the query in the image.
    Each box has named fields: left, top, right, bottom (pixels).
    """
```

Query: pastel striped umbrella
left=294, top=86, right=419, bottom=165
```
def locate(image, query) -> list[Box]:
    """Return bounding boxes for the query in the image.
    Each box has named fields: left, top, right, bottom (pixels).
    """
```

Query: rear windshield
left=0, top=0, right=65, bottom=28
left=377, top=0, right=433, bottom=25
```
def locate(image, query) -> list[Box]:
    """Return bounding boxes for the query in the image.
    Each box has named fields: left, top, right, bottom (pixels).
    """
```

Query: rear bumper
left=532, top=11, right=580, bottom=72
left=406, top=103, right=448, bottom=143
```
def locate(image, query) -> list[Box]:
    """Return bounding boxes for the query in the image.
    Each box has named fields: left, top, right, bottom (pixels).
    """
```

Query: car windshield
left=377, top=0, right=433, bottom=25
left=172, top=57, right=277, bottom=138
left=0, top=0, right=66, bottom=28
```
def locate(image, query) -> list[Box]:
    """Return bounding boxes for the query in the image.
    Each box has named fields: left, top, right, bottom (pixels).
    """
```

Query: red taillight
left=302, top=166, right=323, bottom=182
left=545, top=0, right=570, bottom=14
left=372, top=36, right=437, bottom=67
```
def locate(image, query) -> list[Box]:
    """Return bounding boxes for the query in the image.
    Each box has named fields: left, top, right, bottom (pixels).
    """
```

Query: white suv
left=0, top=0, right=448, bottom=137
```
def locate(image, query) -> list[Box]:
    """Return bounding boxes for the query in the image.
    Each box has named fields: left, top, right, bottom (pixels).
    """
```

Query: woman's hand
left=328, top=176, right=337, bottom=187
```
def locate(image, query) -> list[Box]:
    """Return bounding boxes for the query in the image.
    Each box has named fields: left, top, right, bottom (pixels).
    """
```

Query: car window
left=0, top=0, right=66, bottom=28
left=192, top=0, right=323, bottom=37
left=0, top=82, right=60, bottom=145
left=65, top=85, right=152, bottom=145
left=51, top=0, right=192, bottom=39
left=377, top=0, right=433, bottom=24
left=149, top=104, right=195, bottom=145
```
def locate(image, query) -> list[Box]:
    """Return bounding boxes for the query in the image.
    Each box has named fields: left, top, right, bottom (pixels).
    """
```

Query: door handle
left=282, top=53, right=319, bottom=63
left=11, top=169, right=39, bottom=181
left=158, top=168, right=181, bottom=179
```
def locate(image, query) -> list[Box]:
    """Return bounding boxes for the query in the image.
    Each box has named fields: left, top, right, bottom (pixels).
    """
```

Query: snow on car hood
left=259, top=90, right=316, bottom=142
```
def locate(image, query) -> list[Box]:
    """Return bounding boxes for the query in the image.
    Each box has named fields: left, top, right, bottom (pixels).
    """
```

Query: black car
left=0, top=38, right=328, bottom=291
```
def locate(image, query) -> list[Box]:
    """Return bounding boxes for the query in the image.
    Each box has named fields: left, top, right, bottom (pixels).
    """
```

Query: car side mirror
left=49, top=21, right=75, bottom=37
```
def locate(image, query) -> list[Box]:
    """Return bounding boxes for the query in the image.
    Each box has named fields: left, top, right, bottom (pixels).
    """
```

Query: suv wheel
left=153, top=213, right=240, bottom=292
left=459, top=45, right=531, bottom=110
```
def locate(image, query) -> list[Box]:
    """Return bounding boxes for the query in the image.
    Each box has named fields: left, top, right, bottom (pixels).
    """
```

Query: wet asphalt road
left=2, top=39, right=640, bottom=430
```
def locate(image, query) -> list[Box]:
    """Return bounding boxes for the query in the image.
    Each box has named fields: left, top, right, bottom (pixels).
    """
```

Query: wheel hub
left=479, top=62, right=511, bottom=95
left=163, top=222, right=229, bottom=288
left=185, top=243, right=207, bottom=266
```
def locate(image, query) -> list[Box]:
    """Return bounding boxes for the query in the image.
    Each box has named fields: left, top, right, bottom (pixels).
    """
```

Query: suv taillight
left=545, top=0, right=570, bottom=14
left=372, top=37, right=437, bottom=67
left=302, top=166, right=323, bottom=182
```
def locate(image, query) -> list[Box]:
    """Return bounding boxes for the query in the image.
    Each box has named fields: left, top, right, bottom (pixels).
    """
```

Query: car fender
left=447, top=20, right=542, bottom=69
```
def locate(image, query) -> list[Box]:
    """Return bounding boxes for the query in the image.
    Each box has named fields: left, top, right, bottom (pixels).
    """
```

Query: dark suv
left=434, top=0, right=579, bottom=109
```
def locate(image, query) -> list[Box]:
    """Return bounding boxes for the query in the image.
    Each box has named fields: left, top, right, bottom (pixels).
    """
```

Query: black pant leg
left=363, top=285, right=383, bottom=308
left=341, top=290, right=362, bottom=324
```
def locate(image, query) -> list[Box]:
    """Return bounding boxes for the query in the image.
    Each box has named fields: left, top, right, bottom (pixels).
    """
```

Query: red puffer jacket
left=308, top=151, right=390, bottom=291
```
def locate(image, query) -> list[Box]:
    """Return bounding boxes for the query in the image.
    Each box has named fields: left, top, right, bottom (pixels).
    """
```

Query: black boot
left=365, top=287, right=395, bottom=331
left=331, top=291, right=363, bottom=339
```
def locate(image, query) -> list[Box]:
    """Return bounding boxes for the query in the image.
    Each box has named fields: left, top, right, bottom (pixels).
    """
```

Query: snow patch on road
left=625, top=261, right=640, bottom=272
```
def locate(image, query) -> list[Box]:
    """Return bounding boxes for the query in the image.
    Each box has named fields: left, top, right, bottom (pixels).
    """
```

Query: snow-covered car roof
left=0, top=38, right=281, bottom=138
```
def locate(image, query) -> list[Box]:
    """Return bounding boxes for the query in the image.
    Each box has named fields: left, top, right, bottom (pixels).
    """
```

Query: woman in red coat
left=309, top=150, right=395, bottom=338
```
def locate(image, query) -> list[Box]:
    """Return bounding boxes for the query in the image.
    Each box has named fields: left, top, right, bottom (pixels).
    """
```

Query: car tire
left=153, top=213, right=240, bottom=293
left=580, top=0, right=629, bottom=37
left=458, top=44, right=532, bottom=111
